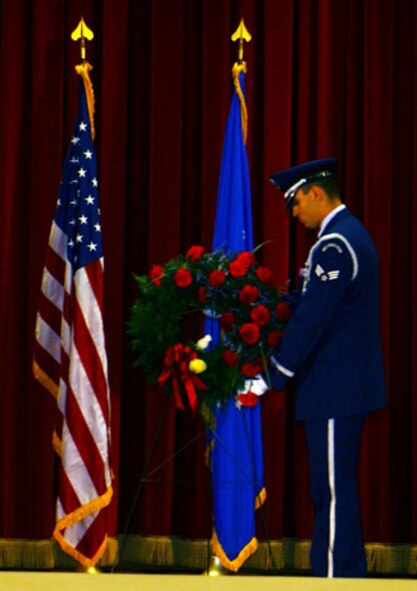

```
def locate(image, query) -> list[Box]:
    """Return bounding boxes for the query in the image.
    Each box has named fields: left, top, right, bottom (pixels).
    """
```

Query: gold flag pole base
left=206, top=555, right=234, bottom=576
left=75, top=565, right=103, bottom=574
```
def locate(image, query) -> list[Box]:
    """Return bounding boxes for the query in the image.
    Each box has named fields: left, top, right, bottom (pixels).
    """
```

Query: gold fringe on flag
left=53, top=485, right=114, bottom=568
left=32, top=360, right=59, bottom=399
left=210, top=529, right=258, bottom=572
left=255, top=486, right=267, bottom=510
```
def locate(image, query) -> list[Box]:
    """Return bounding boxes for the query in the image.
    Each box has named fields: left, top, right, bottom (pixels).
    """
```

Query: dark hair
left=301, top=176, right=341, bottom=201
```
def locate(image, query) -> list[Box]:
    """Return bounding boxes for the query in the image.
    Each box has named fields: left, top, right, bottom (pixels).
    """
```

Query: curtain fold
left=1, top=0, right=417, bottom=568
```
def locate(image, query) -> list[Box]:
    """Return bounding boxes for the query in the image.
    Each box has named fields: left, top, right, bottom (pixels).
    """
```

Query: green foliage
left=128, top=247, right=288, bottom=413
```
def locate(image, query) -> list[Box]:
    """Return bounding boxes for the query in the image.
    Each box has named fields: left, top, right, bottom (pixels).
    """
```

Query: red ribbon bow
left=158, top=343, right=207, bottom=415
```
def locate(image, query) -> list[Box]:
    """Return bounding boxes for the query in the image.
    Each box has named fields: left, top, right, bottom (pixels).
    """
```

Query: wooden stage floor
left=1, top=572, right=416, bottom=591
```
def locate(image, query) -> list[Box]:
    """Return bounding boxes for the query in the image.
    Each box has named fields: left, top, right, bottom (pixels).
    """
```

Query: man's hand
left=236, top=375, right=270, bottom=407
left=240, top=375, right=269, bottom=396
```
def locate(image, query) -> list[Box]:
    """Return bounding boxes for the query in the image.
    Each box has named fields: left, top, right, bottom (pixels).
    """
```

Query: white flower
left=196, top=335, right=212, bottom=351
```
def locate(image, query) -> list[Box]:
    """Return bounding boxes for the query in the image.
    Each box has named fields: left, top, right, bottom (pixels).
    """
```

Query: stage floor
left=1, top=572, right=416, bottom=591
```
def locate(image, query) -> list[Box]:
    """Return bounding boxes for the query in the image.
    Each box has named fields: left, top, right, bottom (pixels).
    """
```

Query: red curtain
left=1, top=0, right=417, bottom=562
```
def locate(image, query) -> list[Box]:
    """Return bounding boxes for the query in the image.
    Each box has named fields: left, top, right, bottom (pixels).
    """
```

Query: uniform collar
left=318, top=204, right=346, bottom=237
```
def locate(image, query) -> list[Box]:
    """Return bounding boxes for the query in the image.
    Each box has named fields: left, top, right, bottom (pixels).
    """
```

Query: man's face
left=291, top=187, right=322, bottom=229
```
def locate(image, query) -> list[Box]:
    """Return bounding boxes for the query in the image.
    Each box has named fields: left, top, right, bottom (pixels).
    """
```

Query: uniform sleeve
left=268, top=235, right=356, bottom=386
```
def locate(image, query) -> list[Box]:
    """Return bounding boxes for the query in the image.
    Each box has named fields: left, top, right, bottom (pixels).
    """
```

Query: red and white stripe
left=34, top=222, right=113, bottom=567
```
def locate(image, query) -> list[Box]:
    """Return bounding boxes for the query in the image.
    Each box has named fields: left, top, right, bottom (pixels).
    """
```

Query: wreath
left=128, top=245, right=290, bottom=416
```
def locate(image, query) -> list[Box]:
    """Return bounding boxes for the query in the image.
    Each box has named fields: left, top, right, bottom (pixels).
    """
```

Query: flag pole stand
left=206, top=555, right=234, bottom=576
left=75, top=566, right=102, bottom=574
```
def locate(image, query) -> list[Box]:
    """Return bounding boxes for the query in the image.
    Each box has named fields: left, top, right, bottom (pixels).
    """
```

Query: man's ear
left=311, top=185, right=326, bottom=203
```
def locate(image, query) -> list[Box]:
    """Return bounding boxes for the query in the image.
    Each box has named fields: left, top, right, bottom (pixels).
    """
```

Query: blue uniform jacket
left=268, top=208, right=387, bottom=420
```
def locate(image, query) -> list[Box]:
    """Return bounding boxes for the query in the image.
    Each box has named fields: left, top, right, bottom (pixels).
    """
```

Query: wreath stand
left=111, top=389, right=278, bottom=575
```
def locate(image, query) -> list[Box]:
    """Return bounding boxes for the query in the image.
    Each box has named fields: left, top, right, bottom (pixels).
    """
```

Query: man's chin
left=300, top=220, right=313, bottom=229
left=303, top=220, right=320, bottom=230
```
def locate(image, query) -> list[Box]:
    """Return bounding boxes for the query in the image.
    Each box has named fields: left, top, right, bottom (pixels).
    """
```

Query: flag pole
left=230, top=19, right=251, bottom=147
left=208, top=18, right=267, bottom=574
left=71, top=18, right=96, bottom=140
left=230, top=23, right=277, bottom=573
left=231, top=18, right=252, bottom=64
left=71, top=16, right=94, bottom=62
left=61, top=19, right=107, bottom=575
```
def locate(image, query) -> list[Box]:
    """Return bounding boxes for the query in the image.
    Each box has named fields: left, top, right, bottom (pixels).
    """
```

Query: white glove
left=240, top=375, right=269, bottom=396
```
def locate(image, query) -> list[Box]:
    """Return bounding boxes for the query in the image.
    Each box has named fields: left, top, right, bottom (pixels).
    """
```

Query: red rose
left=255, top=266, right=274, bottom=285
left=239, top=285, right=259, bottom=304
left=186, top=245, right=205, bottom=262
left=241, top=361, right=263, bottom=377
left=229, top=251, right=255, bottom=277
left=250, top=305, right=271, bottom=326
left=236, top=251, right=255, bottom=269
left=276, top=301, right=291, bottom=322
left=239, top=322, right=261, bottom=344
left=150, top=264, right=163, bottom=286
left=229, top=259, right=247, bottom=277
left=222, top=349, right=239, bottom=367
left=209, top=269, right=226, bottom=287
left=219, top=311, right=237, bottom=332
left=174, top=267, right=193, bottom=287
left=267, top=331, right=283, bottom=348
left=197, top=286, right=207, bottom=303
left=237, top=391, right=259, bottom=407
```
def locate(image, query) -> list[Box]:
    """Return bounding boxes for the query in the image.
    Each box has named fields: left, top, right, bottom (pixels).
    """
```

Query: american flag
left=33, top=67, right=113, bottom=567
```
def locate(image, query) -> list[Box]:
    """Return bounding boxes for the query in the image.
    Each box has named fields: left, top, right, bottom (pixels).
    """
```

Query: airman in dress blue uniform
left=267, top=158, right=387, bottom=578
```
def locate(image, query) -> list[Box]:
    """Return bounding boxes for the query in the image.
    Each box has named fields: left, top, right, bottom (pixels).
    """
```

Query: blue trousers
left=304, top=415, right=367, bottom=578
